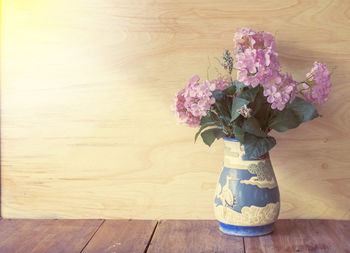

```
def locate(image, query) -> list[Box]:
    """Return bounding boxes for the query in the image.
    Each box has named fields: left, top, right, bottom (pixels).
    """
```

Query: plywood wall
left=2, top=0, right=350, bottom=219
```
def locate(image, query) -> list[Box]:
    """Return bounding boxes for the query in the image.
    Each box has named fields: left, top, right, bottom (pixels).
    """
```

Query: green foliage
left=233, top=80, right=245, bottom=92
left=200, top=111, right=217, bottom=125
left=286, top=97, right=319, bottom=123
left=200, top=128, right=225, bottom=147
left=194, top=111, right=220, bottom=142
left=242, top=117, right=267, bottom=137
left=250, top=87, right=270, bottom=131
left=211, top=90, right=225, bottom=101
left=194, top=123, right=217, bottom=143
left=195, top=81, right=320, bottom=158
left=231, top=97, right=249, bottom=121
left=224, top=83, right=236, bottom=95
left=268, top=109, right=300, bottom=132
left=243, top=134, right=276, bottom=159
left=239, top=86, right=259, bottom=102
left=214, top=103, right=231, bottom=126
left=233, top=122, right=245, bottom=143
left=268, top=97, right=319, bottom=132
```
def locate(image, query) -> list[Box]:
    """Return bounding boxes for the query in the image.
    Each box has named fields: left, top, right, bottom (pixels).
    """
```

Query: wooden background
left=2, top=0, right=350, bottom=219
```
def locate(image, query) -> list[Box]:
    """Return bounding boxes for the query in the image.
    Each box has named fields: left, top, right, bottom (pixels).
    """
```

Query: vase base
left=218, top=221, right=275, bottom=237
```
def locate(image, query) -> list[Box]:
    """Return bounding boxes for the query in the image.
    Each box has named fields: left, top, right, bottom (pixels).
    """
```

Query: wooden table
left=0, top=219, right=348, bottom=253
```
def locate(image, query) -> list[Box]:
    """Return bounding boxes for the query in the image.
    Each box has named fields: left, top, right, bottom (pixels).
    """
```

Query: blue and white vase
left=214, top=137, right=280, bottom=236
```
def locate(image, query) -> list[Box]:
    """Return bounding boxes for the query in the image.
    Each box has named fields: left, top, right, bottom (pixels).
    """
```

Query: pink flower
left=233, top=27, right=257, bottom=54
left=302, top=62, right=331, bottom=104
left=264, top=85, right=284, bottom=110
left=172, top=75, right=216, bottom=127
left=234, top=27, right=276, bottom=54
left=184, top=77, right=216, bottom=117
left=233, top=28, right=300, bottom=111
left=211, top=77, right=231, bottom=90
left=237, top=104, right=252, bottom=118
left=235, top=48, right=258, bottom=74
left=233, top=28, right=280, bottom=88
left=263, top=73, right=297, bottom=111
left=172, top=88, right=201, bottom=127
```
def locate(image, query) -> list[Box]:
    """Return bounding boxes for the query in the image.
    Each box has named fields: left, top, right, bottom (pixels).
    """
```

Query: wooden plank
left=244, top=219, right=350, bottom=253
left=147, top=220, right=244, bottom=253
left=2, top=0, right=350, bottom=220
left=0, top=219, right=103, bottom=253
left=82, top=219, right=157, bottom=253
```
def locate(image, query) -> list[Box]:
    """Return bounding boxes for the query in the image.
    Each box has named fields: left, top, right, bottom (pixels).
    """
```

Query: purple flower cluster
left=301, top=62, right=331, bottom=104
left=232, top=27, right=331, bottom=110
left=172, top=75, right=217, bottom=127
left=233, top=27, right=280, bottom=89
left=172, top=27, right=332, bottom=128
left=172, top=88, right=201, bottom=127
left=210, top=77, right=231, bottom=90
left=263, top=74, right=297, bottom=110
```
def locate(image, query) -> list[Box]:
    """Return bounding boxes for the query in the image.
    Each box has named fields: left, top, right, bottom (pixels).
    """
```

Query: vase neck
left=223, top=139, right=269, bottom=167
left=224, top=139, right=243, bottom=159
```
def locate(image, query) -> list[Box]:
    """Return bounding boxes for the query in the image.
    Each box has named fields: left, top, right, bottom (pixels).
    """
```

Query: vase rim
left=223, top=136, right=239, bottom=142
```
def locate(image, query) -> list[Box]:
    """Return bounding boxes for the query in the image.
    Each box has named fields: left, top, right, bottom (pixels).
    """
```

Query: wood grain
left=82, top=220, right=157, bottom=253
left=0, top=219, right=103, bottom=253
left=2, top=0, right=350, bottom=219
left=244, top=219, right=350, bottom=253
left=147, top=220, right=244, bottom=253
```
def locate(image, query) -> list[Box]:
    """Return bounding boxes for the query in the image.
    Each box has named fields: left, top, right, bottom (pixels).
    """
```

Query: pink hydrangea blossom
left=235, top=50, right=281, bottom=88
left=263, top=74, right=297, bottom=111
left=211, top=77, right=231, bottom=90
left=172, top=88, right=201, bottom=127
left=234, top=27, right=276, bottom=55
left=301, top=62, right=331, bottom=104
left=233, top=28, right=281, bottom=88
left=172, top=75, right=216, bottom=127
left=233, top=27, right=256, bottom=54
left=233, top=28, right=301, bottom=110
left=184, top=75, right=216, bottom=117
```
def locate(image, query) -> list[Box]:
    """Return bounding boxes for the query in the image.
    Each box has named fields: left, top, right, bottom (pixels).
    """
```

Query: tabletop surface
left=0, top=219, right=348, bottom=253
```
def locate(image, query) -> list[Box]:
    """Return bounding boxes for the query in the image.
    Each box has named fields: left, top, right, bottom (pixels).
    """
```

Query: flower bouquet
left=173, top=27, right=331, bottom=159
left=172, top=27, right=331, bottom=236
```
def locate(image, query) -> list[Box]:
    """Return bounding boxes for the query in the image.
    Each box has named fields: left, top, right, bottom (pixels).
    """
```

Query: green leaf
left=231, top=97, right=249, bottom=121
left=249, top=88, right=270, bottom=131
left=243, top=134, right=276, bottom=159
left=242, top=117, right=267, bottom=137
left=200, top=111, right=216, bottom=124
left=200, top=128, right=225, bottom=147
left=224, top=84, right=236, bottom=96
left=233, top=80, right=245, bottom=91
left=195, top=112, right=220, bottom=142
left=239, top=86, right=259, bottom=102
left=194, top=123, right=217, bottom=143
left=268, top=109, right=300, bottom=132
left=212, top=90, right=225, bottom=101
left=214, top=103, right=231, bottom=125
left=251, top=88, right=267, bottom=118
left=287, top=97, right=319, bottom=123
left=233, top=123, right=245, bottom=143
left=268, top=97, right=319, bottom=132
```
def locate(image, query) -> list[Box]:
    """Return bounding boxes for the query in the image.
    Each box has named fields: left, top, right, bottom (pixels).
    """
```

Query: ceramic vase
left=214, top=137, right=280, bottom=236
